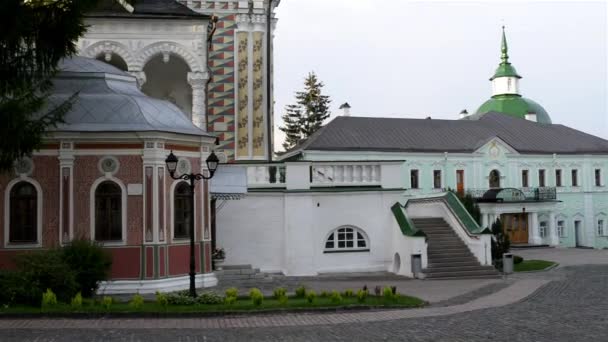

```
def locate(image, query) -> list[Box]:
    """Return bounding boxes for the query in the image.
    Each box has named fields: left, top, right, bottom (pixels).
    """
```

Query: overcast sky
left=272, top=0, right=608, bottom=150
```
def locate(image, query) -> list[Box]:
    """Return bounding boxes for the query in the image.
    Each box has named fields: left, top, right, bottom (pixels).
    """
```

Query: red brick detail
left=74, top=143, right=143, bottom=150
left=107, top=247, right=141, bottom=279
left=204, top=242, right=212, bottom=273
left=168, top=244, right=200, bottom=276
left=159, top=246, right=165, bottom=277
left=145, top=246, right=154, bottom=279
left=158, top=167, right=165, bottom=242
left=165, top=144, right=199, bottom=152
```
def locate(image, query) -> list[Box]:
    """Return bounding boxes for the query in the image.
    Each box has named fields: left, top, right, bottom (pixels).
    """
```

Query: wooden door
left=456, top=170, right=464, bottom=196
left=502, top=213, right=529, bottom=244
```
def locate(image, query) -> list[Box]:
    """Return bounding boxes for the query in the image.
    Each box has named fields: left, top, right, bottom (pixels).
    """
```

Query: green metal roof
left=475, top=95, right=552, bottom=124
left=490, top=27, right=521, bottom=80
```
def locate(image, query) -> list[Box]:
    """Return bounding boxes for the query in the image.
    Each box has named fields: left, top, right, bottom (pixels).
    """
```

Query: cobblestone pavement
left=3, top=265, right=607, bottom=341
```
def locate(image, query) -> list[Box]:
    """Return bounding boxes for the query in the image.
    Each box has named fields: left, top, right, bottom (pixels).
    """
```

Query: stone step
left=428, top=249, right=472, bottom=255
left=426, top=265, right=496, bottom=272
left=424, top=269, right=500, bottom=279
left=221, top=264, right=253, bottom=270
left=425, top=274, right=501, bottom=280
left=429, top=260, right=481, bottom=268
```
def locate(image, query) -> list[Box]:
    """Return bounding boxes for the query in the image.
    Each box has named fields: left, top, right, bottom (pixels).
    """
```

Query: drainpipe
left=266, top=0, right=274, bottom=161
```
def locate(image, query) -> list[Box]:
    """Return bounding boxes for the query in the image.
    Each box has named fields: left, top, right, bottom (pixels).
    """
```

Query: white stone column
left=187, top=71, right=209, bottom=129
left=530, top=212, right=542, bottom=245
left=548, top=211, right=559, bottom=246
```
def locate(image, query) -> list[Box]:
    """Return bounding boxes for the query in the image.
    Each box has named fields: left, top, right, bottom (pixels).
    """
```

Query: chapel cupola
left=490, top=26, right=521, bottom=96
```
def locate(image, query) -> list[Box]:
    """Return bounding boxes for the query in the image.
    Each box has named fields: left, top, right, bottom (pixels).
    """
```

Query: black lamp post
left=165, top=150, right=220, bottom=298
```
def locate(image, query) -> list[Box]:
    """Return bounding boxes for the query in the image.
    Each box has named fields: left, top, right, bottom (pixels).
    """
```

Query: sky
left=272, top=0, right=608, bottom=151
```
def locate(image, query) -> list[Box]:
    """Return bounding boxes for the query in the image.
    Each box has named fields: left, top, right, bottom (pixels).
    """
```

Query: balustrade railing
left=466, top=187, right=557, bottom=202
left=246, top=165, right=286, bottom=188
left=311, top=163, right=381, bottom=187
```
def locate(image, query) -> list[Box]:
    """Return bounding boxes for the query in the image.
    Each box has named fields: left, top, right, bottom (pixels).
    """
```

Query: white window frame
left=595, top=169, right=603, bottom=187
left=323, top=226, right=370, bottom=253
left=170, top=180, right=197, bottom=243
left=557, top=219, right=566, bottom=238
left=596, top=214, right=607, bottom=236
left=90, top=176, right=127, bottom=246
left=4, top=177, right=43, bottom=248
left=521, top=169, right=529, bottom=188
left=433, top=169, right=442, bottom=189
left=539, top=221, right=547, bottom=238
left=410, top=169, right=419, bottom=189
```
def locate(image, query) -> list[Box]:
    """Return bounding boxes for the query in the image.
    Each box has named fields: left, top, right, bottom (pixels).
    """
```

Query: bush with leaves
left=196, top=292, right=223, bottom=305
left=278, top=294, right=288, bottom=305
left=41, top=289, right=57, bottom=308
left=295, top=286, right=306, bottom=298
left=514, top=255, right=524, bottom=264
left=224, top=295, right=237, bottom=305
left=273, top=287, right=287, bottom=300
left=306, top=290, right=316, bottom=304
left=330, top=290, right=342, bottom=304
left=383, top=287, right=394, bottom=301
left=225, top=288, right=238, bottom=298
left=70, top=292, right=83, bottom=309
left=61, top=239, right=112, bottom=297
left=342, top=289, right=354, bottom=298
left=12, top=250, right=79, bottom=305
left=356, top=289, right=368, bottom=303
left=102, top=296, right=113, bottom=310
left=155, top=292, right=168, bottom=309
left=249, top=288, right=263, bottom=306
left=319, top=291, right=329, bottom=298
left=129, top=294, right=144, bottom=310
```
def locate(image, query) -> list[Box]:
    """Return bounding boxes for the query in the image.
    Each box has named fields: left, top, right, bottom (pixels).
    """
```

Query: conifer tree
left=0, top=0, right=105, bottom=171
left=279, top=72, right=331, bottom=151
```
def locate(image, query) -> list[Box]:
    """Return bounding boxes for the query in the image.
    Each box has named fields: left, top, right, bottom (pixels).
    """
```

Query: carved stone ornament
left=98, top=156, right=120, bottom=175
left=14, top=157, right=34, bottom=176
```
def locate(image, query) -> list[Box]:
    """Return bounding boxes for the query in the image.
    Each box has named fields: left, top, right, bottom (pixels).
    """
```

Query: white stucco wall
left=216, top=190, right=404, bottom=275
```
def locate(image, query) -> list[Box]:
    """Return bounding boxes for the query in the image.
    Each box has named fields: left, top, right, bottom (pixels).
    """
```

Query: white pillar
left=548, top=211, right=559, bottom=246
left=482, top=213, right=489, bottom=229
left=187, top=71, right=209, bottom=129
left=530, top=212, right=542, bottom=245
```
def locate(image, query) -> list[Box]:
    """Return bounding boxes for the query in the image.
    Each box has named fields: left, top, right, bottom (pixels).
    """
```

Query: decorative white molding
left=97, top=273, right=217, bottom=294
left=81, top=40, right=137, bottom=69
left=137, top=41, right=204, bottom=72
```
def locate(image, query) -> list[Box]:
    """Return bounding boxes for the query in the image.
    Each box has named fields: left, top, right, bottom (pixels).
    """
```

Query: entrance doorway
left=574, top=220, right=583, bottom=247
left=501, top=213, right=529, bottom=243
left=456, top=170, right=464, bottom=196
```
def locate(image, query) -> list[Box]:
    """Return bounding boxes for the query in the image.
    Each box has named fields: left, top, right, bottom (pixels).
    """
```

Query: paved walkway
left=2, top=248, right=606, bottom=341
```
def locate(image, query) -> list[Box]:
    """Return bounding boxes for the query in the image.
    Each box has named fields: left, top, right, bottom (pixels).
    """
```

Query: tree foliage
left=490, top=218, right=511, bottom=270
left=0, top=0, right=103, bottom=171
left=279, top=72, right=331, bottom=151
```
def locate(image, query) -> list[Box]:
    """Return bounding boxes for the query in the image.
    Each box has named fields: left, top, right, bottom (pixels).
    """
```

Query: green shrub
left=319, top=291, right=329, bottom=298
left=342, top=289, right=354, bottom=297
left=295, top=286, right=306, bottom=298
left=166, top=291, right=196, bottom=305
left=306, top=290, right=316, bottom=304
left=273, top=287, right=287, bottom=300
left=61, top=239, right=112, bottom=298
left=330, top=290, right=342, bottom=304
left=102, top=296, right=113, bottom=310
left=0, top=271, right=23, bottom=305
left=41, top=289, right=57, bottom=308
left=356, top=289, right=368, bottom=303
left=249, top=288, right=263, bottom=306
left=13, top=250, right=79, bottom=305
left=129, top=294, right=144, bottom=310
left=225, top=287, right=238, bottom=298
left=383, top=287, right=394, bottom=300
left=155, top=291, right=168, bottom=308
left=514, top=255, right=524, bottom=264
left=278, top=295, right=288, bottom=305
left=70, top=292, right=83, bottom=309
left=196, top=292, right=223, bottom=305
left=224, top=295, right=237, bottom=305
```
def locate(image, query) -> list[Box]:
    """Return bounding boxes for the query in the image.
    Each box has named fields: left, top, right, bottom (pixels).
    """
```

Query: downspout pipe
left=266, top=0, right=274, bottom=162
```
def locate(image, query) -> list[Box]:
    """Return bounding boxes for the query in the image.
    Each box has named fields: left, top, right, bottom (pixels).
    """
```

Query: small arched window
left=95, top=181, right=122, bottom=241
left=489, top=169, right=501, bottom=188
left=174, top=182, right=191, bottom=239
left=324, top=226, right=369, bottom=253
left=9, top=182, right=38, bottom=243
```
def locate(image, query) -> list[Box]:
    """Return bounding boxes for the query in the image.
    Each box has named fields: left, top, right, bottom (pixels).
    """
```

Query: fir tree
left=0, top=0, right=105, bottom=171
left=279, top=72, right=331, bottom=151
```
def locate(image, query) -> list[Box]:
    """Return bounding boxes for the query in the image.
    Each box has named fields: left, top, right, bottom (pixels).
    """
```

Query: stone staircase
left=215, top=264, right=277, bottom=286
left=412, top=217, right=500, bottom=280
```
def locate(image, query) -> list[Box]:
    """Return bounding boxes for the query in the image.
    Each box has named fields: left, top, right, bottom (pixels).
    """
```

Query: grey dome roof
left=45, top=56, right=212, bottom=137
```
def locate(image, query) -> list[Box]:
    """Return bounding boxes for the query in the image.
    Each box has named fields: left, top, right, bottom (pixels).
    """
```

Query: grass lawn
left=514, top=259, right=556, bottom=272
left=0, top=295, right=426, bottom=315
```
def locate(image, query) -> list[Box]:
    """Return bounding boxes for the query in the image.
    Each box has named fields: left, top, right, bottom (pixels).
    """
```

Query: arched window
left=9, top=182, right=37, bottom=243
left=489, top=169, right=501, bottom=188
left=95, top=181, right=122, bottom=241
left=174, top=182, right=191, bottom=239
left=324, top=226, right=369, bottom=253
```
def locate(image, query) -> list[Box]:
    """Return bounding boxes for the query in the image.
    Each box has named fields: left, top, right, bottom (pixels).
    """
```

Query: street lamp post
left=165, top=150, right=220, bottom=298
